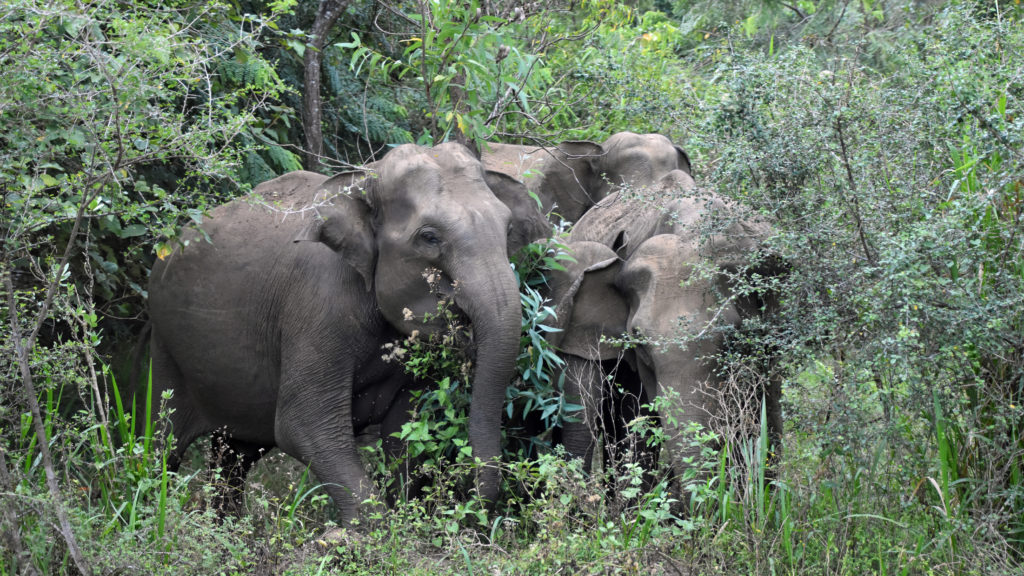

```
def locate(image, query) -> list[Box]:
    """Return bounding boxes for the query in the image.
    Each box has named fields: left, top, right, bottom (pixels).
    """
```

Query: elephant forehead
left=432, top=196, right=512, bottom=233
left=481, top=143, right=550, bottom=180
left=605, top=132, right=672, bottom=155
left=378, top=152, right=444, bottom=192
left=378, top=143, right=485, bottom=185
left=621, top=236, right=703, bottom=326
left=621, top=144, right=677, bottom=172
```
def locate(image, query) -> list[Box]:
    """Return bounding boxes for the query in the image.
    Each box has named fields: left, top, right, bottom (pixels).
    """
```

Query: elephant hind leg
left=209, top=429, right=270, bottom=516
left=149, top=329, right=209, bottom=472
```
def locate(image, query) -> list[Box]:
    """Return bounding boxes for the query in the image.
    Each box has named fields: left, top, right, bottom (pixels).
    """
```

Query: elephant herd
left=146, top=132, right=783, bottom=524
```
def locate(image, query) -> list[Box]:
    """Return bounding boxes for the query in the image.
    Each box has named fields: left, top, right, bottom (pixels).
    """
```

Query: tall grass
left=87, top=363, right=171, bottom=540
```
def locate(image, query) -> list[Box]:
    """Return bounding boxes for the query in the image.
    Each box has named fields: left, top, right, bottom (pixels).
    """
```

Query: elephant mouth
left=422, top=267, right=457, bottom=299
left=392, top=267, right=467, bottom=334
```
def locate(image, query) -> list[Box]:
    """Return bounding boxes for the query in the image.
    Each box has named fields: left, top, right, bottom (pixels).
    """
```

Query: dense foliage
left=1, top=0, right=1022, bottom=574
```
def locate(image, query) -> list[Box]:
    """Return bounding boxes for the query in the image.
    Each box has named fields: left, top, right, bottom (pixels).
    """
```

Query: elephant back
left=569, top=174, right=772, bottom=271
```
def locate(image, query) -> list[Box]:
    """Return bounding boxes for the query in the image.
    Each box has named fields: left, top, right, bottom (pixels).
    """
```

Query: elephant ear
left=673, top=144, right=693, bottom=176
left=484, top=170, right=551, bottom=254
left=547, top=241, right=629, bottom=362
left=293, top=173, right=378, bottom=292
left=321, top=169, right=380, bottom=211
left=541, top=141, right=605, bottom=223
left=554, top=141, right=603, bottom=186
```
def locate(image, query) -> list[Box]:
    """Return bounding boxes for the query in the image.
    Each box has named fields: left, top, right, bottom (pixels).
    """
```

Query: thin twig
left=778, top=1, right=807, bottom=20
left=4, top=267, right=90, bottom=574
left=834, top=113, right=875, bottom=266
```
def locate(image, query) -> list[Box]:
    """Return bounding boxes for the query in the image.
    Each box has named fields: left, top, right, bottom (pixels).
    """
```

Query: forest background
left=1, top=0, right=1022, bottom=574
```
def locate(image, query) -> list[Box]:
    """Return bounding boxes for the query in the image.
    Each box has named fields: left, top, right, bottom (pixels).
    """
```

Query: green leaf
left=742, top=13, right=759, bottom=38
left=285, top=38, right=305, bottom=58
left=120, top=224, right=147, bottom=238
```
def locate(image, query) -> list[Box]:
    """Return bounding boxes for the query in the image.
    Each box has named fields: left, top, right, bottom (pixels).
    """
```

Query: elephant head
left=483, top=170, right=553, bottom=255
left=544, top=241, right=632, bottom=467
left=305, top=143, right=522, bottom=498
left=481, top=140, right=605, bottom=224
left=615, top=234, right=740, bottom=479
left=596, top=132, right=692, bottom=195
left=542, top=132, right=693, bottom=224
left=481, top=133, right=693, bottom=226
left=548, top=234, right=756, bottom=488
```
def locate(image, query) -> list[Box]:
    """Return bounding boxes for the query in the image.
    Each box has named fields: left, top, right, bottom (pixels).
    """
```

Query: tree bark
left=303, top=0, right=349, bottom=171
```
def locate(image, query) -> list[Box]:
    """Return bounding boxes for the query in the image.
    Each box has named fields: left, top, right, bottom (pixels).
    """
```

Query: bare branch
left=4, top=267, right=90, bottom=575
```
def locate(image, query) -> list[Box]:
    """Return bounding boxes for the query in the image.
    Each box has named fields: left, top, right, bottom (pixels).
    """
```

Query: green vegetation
left=2, top=0, right=1022, bottom=573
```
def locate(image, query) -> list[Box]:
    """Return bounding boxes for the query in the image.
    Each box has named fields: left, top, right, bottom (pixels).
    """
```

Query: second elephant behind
left=481, top=132, right=692, bottom=225
left=545, top=196, right=784, bottom=496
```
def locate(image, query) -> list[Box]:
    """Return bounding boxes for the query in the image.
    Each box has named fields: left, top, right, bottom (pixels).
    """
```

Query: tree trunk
left=303, top=0, right=349, bottom=171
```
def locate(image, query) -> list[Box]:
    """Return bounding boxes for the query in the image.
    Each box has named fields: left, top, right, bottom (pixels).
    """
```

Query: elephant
left=545, top=181, right=784, bottom=496
left=147, top=143, right=522, bottom=523
left=480, top=140, right=604, bottom=224
left=481, top=132, right=692, bottom=225
left=543, top=241, right=641, bottom=474
left=569, top=169, right=768, bottom=268
left=483, top=170, right=553, bottom=255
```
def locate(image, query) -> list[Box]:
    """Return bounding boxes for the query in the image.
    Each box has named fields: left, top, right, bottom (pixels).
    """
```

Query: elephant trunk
left=453, top=257, right=521, bottom=503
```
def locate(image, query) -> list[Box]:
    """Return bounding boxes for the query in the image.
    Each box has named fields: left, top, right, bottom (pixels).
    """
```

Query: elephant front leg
left=275, top=365, right=380, bottom=526
left=560, top=354, right=605, bottom=472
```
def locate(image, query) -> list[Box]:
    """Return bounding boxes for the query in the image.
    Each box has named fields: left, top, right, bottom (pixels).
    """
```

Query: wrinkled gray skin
left=570, top=169, right=769, bottom=267
left=481, top=132, right=692, bottom=225
left=548, top=182, right=782, bottom=488
left=481, top=141, right=604, bottom=225
left=544, top=242, right=633, bottom=469
left=546, top=237, right=740, bottom=487
left=484, top=171, right=553, bottom=255
left=148, top=143, right=521, bottom=523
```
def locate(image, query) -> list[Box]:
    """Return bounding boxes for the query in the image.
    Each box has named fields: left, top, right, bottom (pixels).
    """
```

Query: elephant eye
left=418, top=229, right=441, bottom=246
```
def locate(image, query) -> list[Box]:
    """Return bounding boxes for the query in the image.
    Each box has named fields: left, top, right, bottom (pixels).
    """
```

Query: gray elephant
left=147, top=143, right=522, bottom=523
left=569, top=169, right=768, bottom=267
left=481, top=140, right=604, bottom=225
left=481, top=132, right=692, bottom=225
left=546, top=183, right=783, bottom=493
left=483, top=171, right=553, bottom=255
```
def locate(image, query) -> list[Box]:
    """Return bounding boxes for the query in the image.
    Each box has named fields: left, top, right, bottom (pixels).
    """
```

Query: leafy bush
left=3, top=1, right=1023, bottom=574
left=683, top=1, right=1024, bottom=571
